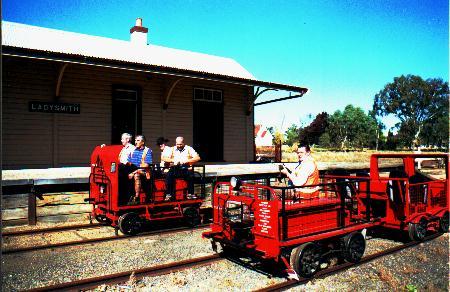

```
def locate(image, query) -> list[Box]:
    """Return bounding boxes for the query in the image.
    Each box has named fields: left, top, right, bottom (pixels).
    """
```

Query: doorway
left=193, top=88, right=223, bottom=162
left=111, top=86, right=142, bottom=144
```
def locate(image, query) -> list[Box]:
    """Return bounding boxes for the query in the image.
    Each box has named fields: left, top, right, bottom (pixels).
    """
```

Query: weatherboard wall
left=3, top=57, right=254, bottom=169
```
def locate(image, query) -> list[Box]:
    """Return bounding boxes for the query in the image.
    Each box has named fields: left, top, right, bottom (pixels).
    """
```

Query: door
left=111, top=86, right=142, bottom=144
left=193, top=88, right=223, bottom=162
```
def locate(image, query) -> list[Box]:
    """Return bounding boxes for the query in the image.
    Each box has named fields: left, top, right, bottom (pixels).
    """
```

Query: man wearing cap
left=156, top=137, right=172, bottom=169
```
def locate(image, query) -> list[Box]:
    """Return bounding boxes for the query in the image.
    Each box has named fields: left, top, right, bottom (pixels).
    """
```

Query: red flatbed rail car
left=203, top=176, right=378, bottom=278
left=88, top=145, right=205, bottom=235
left=203, top=153, right=448, bottom=278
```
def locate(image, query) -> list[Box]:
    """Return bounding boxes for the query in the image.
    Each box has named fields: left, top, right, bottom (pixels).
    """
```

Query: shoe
left=165, top=194, right=172, bottom=201
left=187, top=194, right=197, bottom=199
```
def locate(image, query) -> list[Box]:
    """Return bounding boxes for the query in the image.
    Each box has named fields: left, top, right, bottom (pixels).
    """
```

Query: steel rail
left=26, top=254, right=223, bottom=292
left=2, top=225, right=209, bottom=255
left=255, top=233, right=443, bottom=292
left=2, top=223, right=102, bottom=236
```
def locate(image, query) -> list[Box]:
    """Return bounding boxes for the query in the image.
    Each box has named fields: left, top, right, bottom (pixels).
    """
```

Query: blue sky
left=4, top=0, right=448, bottom=132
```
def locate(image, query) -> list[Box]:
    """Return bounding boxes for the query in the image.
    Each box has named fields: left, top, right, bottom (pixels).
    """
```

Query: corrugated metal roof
left=2, top=21, right=256, bottom=80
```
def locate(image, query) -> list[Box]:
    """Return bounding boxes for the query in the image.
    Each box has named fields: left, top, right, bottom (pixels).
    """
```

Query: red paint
left=203, top=153, right=449, bottom=276
left=89, top=145, right=203, bottom=229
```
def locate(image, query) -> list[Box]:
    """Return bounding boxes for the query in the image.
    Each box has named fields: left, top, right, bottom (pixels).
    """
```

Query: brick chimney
left=130, top=18, right=148, bottom=46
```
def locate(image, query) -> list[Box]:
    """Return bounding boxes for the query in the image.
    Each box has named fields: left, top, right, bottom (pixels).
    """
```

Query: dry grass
left=282, top=150, right=447, bottom=163
left=283, top=150, right=375, bottom=163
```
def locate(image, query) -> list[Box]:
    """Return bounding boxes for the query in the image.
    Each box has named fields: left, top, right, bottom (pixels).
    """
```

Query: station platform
left=2, top=162, right=370, bottom=186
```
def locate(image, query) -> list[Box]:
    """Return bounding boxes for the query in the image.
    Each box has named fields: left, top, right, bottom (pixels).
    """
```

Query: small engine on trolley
left=87, top=145, right=206, bottom=235
left=203, top=153, right=448, bottom=279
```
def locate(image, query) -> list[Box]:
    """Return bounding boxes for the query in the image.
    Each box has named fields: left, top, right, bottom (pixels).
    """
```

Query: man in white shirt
left=119, top=133, right=136, bottom=164
left=163, top=136, right=201, bottom=200
left=101, top=133, right=136, bottom=204
left=280, top=143, right=320, bottom=199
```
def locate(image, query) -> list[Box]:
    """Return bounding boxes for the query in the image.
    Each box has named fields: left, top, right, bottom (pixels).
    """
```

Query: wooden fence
left=2, top=179, right=89, bottom=226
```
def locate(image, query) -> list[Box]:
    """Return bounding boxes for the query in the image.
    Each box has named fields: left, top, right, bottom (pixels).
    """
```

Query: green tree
left=421, top=114, right=449, bottom=149
left=319, top=132, right=332, bottom=148
left=368, top=109, right=385, bottom=150
left=325, top=105, right=377, bottom=149
left=373, top=75, right=449, bottom=149
left=385, top=130, right=399, bottom=150
left=284, top=124, right=299, bottom=146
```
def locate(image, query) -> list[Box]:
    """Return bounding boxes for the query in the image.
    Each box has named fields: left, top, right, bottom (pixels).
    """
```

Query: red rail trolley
left=365, top=153, right=448, bottom=239
left=88, top=145, right=206, bottom=235
left=203, top=153, right=448, bottom=278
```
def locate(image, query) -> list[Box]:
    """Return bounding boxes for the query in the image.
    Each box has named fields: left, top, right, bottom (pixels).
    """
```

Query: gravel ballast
left=2, top=227, right=448, bottom=291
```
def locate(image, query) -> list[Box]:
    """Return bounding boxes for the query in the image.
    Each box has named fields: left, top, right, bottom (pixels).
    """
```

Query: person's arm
left=161, top=147, right=173, bottom=163
left=185, top=147, right=200, bottom=165
left=141, top=149, right=153, bottom=168
left=286, top=161, right=314, bottom=186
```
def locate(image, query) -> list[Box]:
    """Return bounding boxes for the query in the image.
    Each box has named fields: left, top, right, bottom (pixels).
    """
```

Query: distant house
left=254, top=124, right=274, bottom=147
left=2, top=18, right=307, bottom=169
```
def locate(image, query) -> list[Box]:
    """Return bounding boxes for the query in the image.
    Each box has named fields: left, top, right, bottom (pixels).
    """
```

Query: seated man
left=101, top=133, right=136, bottom=162
left=127, top=135, right=153, bottom=202
left=156, top=136, right=172, bottom=173
left=162, top=136, right=201, bottom=200
left=280, top=142, right=319, bottom=199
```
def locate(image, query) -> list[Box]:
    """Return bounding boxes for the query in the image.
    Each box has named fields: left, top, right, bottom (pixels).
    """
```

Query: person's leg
left=133, top=172, right=142, bottom=201
left=165, top=168, right=175, bottom=199
left=184, top=168, right=194, bottom=196
left=126, top=165, right=138, bottom=203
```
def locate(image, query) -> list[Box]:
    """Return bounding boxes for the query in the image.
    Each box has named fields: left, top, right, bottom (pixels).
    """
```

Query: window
left=194, top=88, right=223, bottom=103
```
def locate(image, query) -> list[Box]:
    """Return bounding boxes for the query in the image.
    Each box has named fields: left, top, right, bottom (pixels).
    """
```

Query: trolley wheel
left=118, top=213, right=143, bottom=235
left=94, top=214, right=112, bottom=226
left=342, top=232, right=366, bottom=263
left=183, top=207, right=201, bottom=227
left=220, top=243, right=234, bottom=256
left=290, top=242, right=321, bottom=278
left=408, top=217, right=428, bottom=241
left=439, top=211, right=449, bottom=233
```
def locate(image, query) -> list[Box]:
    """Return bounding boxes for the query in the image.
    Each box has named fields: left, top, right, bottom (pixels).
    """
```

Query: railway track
left=256, top=233, right=443, bottom=292
left=20, top=233, right=443, bottom=291
left=26, top=254, right=223, bottom=292
left=2, top=222, right=102, bottom=236
left=2, top=224, right=209, bottom=255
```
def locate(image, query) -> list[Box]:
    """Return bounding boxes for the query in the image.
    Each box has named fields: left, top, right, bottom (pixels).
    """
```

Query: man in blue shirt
left=127, top=135, right=153, bottom=202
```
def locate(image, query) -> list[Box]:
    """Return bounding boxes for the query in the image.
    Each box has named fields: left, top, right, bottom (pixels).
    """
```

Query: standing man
left=127, top=135, right=153, bottom=202
left=280, top=142, right=319, bottom=199
left=163, top=136, right=201, bottom=200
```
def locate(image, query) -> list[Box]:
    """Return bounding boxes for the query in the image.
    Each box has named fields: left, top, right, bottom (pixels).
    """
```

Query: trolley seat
left=153, top=178, right=188, bottom=202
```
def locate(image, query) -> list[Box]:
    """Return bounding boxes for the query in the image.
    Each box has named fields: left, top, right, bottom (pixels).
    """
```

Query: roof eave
left=2, top=46, right=308, bottom=94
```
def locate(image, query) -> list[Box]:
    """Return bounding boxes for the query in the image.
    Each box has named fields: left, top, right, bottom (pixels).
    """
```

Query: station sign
left=29, top=101, right=80, bottom=114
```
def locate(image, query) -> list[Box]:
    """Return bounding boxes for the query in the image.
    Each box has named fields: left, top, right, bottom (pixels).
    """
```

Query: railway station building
left=2, top=19, right=307, bottom=169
